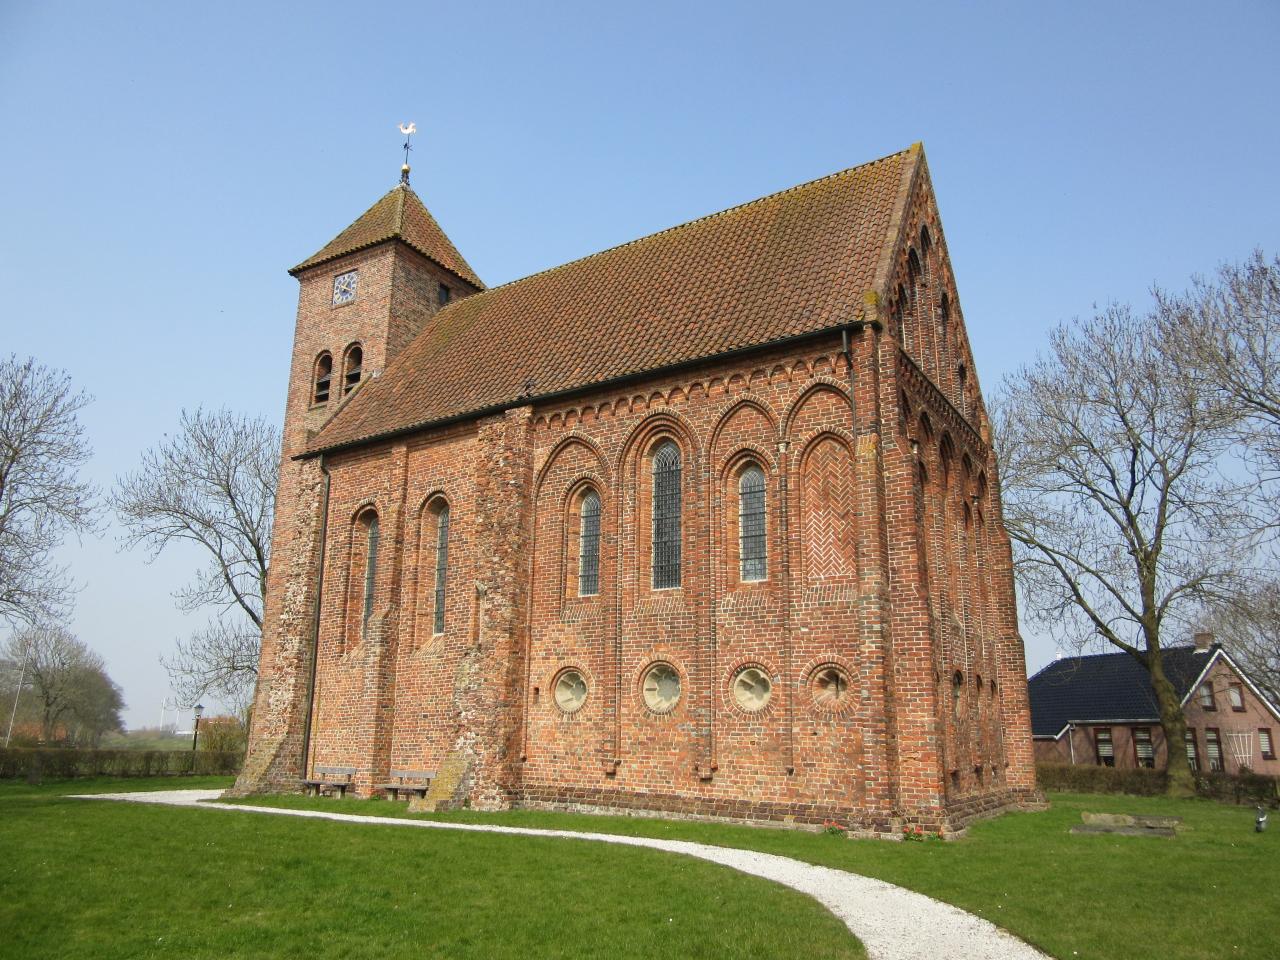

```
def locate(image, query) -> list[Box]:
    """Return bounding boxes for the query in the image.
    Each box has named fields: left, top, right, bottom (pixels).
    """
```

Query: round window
left=733, top=666, right=772, bottom=712
left=642, top=662, right=681, bottom=714
left=813, top=665, right=851, bottom=708
left=554, top=669, right=588, bottom=714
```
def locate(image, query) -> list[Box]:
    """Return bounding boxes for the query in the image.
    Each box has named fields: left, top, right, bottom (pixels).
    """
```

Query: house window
left=438, top=283, right=451, bottom=307
left=1261, top=728, right=1275, bottom=761
left=343, top=343, right=363, bottom=394
left=1228, top=683, right=1245, bottom=711
left=1197, top=682, right=1216, bottom=711
left=1133, top=727, right=1155, bottom=769
left=738, top=465, right=767, bottom=582
left=432, top=504, right=450, bottom=634
left=1185, top=729, right=1199, bottom=771
left=1205, top=728, right=1223, bottom=771
left=652, top=441, right=682, bottom=589
left=1095, top=728, right=1114, bottom=767
left=313, top=352, right=332, bottom=404
left=578, top=491, right=601, bottom=597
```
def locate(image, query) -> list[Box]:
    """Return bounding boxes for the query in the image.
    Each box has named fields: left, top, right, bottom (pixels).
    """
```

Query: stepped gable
left=291, top=183, right=484, bottom=289
left=308, top=145, right=919, bottom=454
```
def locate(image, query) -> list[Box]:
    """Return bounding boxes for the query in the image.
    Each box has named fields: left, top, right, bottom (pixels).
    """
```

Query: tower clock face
left=332, top=270, right=358, bottom=305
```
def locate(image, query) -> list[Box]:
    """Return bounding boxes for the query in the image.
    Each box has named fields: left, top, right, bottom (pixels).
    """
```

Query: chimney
left=1193, top=631, right=1214, bottom=652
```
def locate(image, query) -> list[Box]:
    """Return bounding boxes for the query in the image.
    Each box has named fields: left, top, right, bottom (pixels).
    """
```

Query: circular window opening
left=813, top=666, right=851, bottom=708
left=554, top=669, right=588, bottom=714
left=733, top=666, right=772, bottom=712
left=642, top=662, right=681, bottom=714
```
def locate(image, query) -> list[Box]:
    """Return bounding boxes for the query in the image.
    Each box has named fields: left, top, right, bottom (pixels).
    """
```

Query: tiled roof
left=308, top=145, right=920, bottom=454
left=1028, top=646, right=1216, bottom=738
left=291, top=183, right=484, bottom=289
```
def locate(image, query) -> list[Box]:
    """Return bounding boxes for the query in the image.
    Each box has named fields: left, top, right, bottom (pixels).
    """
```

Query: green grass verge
left=226, top=791, right=1279, bottom=960
left=0, top=777, right=864, bottom=960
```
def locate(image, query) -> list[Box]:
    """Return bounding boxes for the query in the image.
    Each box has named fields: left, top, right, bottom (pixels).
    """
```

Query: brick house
left=1029, top=634, right=1280, bottom=774
left=233, top=144, right=1040, bottom=833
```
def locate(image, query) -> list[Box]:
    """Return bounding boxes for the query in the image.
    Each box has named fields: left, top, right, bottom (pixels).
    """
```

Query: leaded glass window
left=433, top=505, right=450, bottom=634
left=738, top=465, right=766, bottom=581
left=362, top=514, right=379, bottom=627
left=579, top=491, right=600, bottom=596
left=652, top=441, right=682, bottom=589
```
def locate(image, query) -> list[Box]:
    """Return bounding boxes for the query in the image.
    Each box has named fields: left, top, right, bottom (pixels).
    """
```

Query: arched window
left=432, top=504, right=450, bottom=634
left=362, top=513, right=379, bottom=625
left=343, top=343, right=363, bottom=395
left=957, top=364, right=968, bottom=416
left=738, top=464, right=767, bottom=581
left=895, top=284, right=908, bottom=348
left=313, top=353, right=332, bottom=404
left=953, top=670, right=964, bottom=720
left=939, top=293, right=950, bottom=345
left=578, top=490, right=601, bottom=596
left=652, top=441, right=682, bottom=589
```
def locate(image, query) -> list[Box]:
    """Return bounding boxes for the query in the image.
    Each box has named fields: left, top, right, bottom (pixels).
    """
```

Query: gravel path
left=75, top=789, right=1050, bottom=960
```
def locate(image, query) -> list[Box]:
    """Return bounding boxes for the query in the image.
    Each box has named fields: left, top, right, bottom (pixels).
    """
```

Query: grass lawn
left=0, top=777, right=864, bottom=960
left=228, top=790, right=1280, bottom=960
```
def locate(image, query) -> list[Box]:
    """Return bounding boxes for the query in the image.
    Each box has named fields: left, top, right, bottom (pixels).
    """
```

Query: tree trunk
left=1148, top=652, right=1195, bottom=797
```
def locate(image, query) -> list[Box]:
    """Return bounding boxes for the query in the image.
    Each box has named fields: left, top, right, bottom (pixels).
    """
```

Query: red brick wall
left=237, top=182, right=1040, bottom=831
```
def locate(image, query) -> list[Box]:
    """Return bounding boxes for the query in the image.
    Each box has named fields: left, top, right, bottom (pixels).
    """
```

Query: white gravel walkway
left=75, top=789, right=1050, bottom=960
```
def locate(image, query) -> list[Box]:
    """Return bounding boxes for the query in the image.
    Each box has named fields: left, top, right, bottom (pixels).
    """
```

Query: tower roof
left=308, top=144, right=922, bottom=455
left=290, top=183, right=484, bottom=289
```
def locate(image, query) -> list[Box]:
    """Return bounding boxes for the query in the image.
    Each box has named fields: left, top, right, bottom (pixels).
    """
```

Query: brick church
left=234, top=143, right=1038, bottom=832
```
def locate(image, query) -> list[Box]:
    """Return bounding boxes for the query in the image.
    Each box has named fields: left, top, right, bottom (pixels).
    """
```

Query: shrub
left=0, top=748, right=242, bottom=780
left=1036, top=762, right=1167, bottom=796
left=1037, top=761, right=1280, bottom=806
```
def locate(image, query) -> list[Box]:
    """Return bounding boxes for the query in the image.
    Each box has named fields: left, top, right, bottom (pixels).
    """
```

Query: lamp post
left=190, top=704, right=204, bottom=773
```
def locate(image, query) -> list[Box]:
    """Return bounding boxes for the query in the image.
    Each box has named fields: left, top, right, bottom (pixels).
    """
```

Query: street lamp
left=190, top=704, right=204, bottom=772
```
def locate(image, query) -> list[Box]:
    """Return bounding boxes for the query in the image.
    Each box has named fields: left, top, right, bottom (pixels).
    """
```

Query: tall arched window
left=895, top=284, right=908, bottom=348
left=652, top=441, right=682, bottom=589
left=578, top=491, right=601, bottom=596
left=343, top=343, right=363, bottom=395
left=313, top=352, right=332, bottom=404
left=362, top=513, right=379, bottom=626
left=738, top=465, right=767, bottom=581
left=432, top=504, right=450, bottom=634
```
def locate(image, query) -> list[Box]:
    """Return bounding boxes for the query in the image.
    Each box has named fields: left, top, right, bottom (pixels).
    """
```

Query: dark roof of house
left=291, top=182, right=485, bottom=289
left=1028, top=645, right=1216, bottom=738
left=306, top=144, right=921, bottom=454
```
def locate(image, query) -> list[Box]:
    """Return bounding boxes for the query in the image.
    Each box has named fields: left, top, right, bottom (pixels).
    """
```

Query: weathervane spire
left=398, top=122, right=416, bottom=185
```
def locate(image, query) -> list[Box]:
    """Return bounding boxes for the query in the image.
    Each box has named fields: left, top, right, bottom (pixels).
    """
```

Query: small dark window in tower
left=313, top=353, right=332, bottom=405
left=652, top=441, right=682, bottom=589
left=343, top=344, right=363, bottom=394
left=438, top=283, right=451, bottom=307
left=579, top=491, right=601, bottom=596
left=957, top=363, right=967, bottom=415
left=362, top=513, right=380, bottom=627
left=739, top=465, right=767, bottom=581
left=433, top=504, right=450, bottom=634
left=939, top=294, right=950, bottom=344
left=896, top=284, right=908, bottom=348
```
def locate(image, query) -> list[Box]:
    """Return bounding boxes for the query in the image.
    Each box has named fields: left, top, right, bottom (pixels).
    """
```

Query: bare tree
left=1200, top=580, right=1280, bottom=707
left=0, top=356, right=98, bottom=626
left=162, top=617, right=260, bottom=718
left=2, top=624, right=120, bottom=743
left=111, top=408, right=278, bottom=708
left=1157, top=250, right=1280, bottom=528
left=995, top=303, right=1251, bottom=794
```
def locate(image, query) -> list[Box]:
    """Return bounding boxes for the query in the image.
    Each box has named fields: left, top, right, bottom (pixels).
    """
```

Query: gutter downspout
left=299, top=454, right=331, bottom=779
left=1068, top=723, right=1076, bottom=765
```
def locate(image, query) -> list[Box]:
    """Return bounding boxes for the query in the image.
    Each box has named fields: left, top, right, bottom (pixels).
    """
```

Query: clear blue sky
left=2, top=1, right=1277, bottom=729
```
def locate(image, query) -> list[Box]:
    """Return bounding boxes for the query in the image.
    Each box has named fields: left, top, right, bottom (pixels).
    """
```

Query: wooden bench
left=375, top=768, right=436, bottom=801
left=303, top=765, right=357, bottom=798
